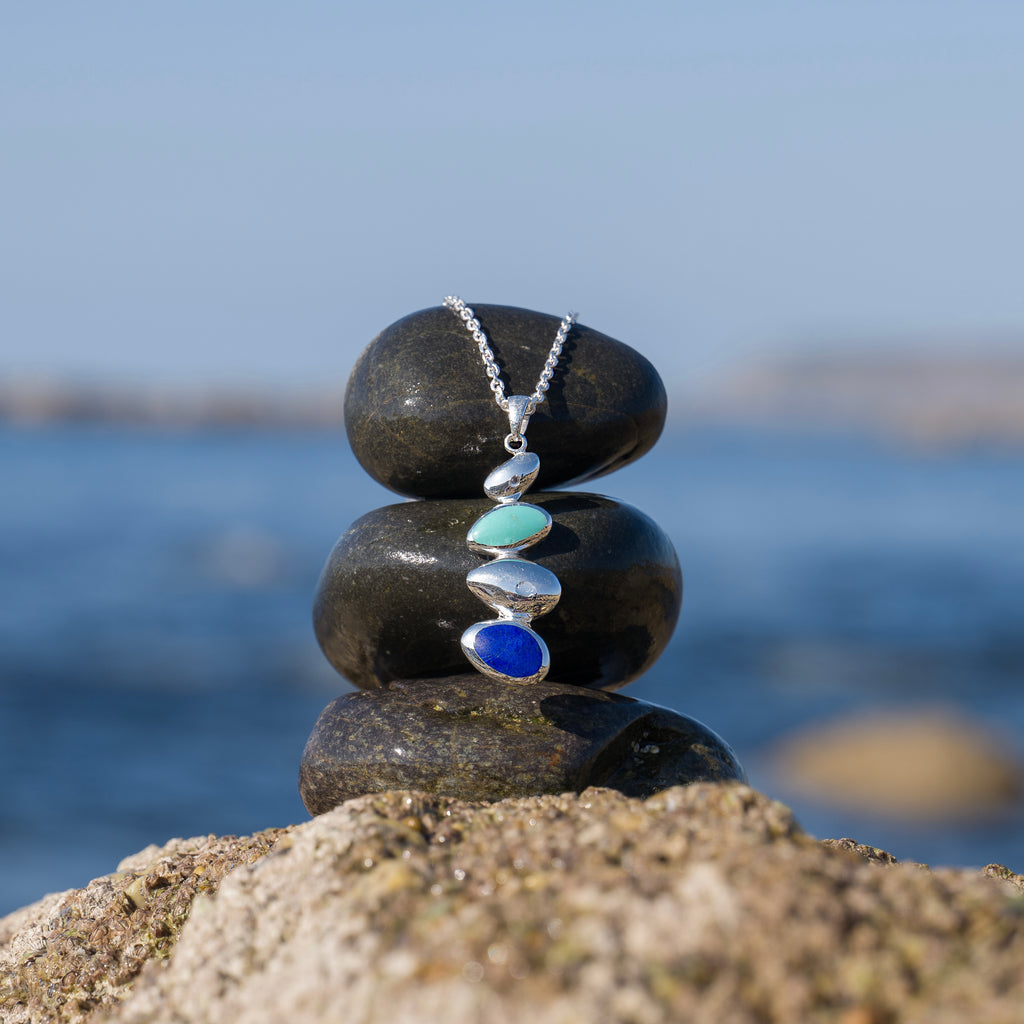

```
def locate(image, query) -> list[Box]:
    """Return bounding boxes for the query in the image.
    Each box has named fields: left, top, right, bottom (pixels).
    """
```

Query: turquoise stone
left=467, top=503, right=550, bottom=552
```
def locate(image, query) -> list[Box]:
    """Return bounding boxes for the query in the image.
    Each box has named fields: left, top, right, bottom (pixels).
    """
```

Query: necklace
left=443, top=296, right=577, bottom=685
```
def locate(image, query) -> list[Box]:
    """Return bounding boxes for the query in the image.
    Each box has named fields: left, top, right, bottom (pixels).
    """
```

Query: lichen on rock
left=0, top=830, right=283, bottom=1024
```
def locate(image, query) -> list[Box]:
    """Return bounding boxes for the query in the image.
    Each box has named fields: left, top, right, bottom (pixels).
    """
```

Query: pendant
left=460, top=397, right=559, bottom=684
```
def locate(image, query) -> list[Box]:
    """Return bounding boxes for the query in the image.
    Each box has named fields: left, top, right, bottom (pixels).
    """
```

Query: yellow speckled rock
left=3, top=786, right=1024, bottom=1024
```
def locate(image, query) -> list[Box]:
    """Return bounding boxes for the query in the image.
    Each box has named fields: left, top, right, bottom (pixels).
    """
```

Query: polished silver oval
left=466, top=558, right=561, bottom=620
left=483, top=451, right=541, bottom=503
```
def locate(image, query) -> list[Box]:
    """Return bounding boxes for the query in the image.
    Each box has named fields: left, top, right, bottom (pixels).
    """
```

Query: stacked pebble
left=300, top=304, right=744, bottom=813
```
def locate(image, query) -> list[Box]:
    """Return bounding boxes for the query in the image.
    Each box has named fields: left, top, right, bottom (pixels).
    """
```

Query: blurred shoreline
left=0, top=377, right=349, bottom=431
left=2, top=350, right=1023, bottom=451
left=691, top=350, right=1024, bottom=451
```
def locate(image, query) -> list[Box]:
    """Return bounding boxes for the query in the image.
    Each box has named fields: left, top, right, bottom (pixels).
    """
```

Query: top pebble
left=344, top=303, right=668, bottom=498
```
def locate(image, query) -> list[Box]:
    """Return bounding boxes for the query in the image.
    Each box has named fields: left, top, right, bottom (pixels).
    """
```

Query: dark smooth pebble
left=313, top=491, right=682, bottom=691
left=299, top=675, right=746, bottom=812
left=344, top=303, right=667, bottom=498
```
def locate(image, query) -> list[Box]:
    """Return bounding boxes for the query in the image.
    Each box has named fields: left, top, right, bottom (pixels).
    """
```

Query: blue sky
left=3, top=2, right=1023, bottom=395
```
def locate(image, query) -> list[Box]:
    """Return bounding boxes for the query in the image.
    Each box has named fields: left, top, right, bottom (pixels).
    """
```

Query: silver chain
left=443, top=296, right=577, bottom=417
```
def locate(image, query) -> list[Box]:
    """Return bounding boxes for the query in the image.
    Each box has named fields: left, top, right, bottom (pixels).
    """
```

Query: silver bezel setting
left=466, top=503, right=552, bottom=557
left=460, top=620, right=551, bottom=685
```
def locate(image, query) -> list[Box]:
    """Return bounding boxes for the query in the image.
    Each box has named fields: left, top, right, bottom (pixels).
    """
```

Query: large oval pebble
left=344, top=304, right=667, bottom=498
left=313, top=491, right=682, bottom=691
left=299, top=675, right=745, bottom=812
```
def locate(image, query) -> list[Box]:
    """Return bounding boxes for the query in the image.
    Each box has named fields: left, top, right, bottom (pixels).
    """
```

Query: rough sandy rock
left=3, top=785, right=1023, bottom=1024
left=0, top=830, right=282, bottom=1024
left=116, top=785, right=1024, bottom=1024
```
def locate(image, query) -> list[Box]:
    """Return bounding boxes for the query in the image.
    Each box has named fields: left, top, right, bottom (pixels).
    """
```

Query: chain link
left=443, top=296, right=577, bottom=417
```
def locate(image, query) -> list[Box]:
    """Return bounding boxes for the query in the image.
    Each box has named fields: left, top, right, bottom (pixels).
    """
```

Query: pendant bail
left=507, top=395, right=532, bottom=440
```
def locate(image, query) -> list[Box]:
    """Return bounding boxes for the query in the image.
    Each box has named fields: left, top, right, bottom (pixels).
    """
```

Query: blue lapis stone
left=473, top=622, right=543, bottom=679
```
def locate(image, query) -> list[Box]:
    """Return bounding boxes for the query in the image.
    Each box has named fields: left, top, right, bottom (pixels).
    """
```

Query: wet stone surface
left=313, top=491, right=682, bottom=691
left=344, top=303, right=667, bottom=499
left=298, top=675, right=746, bottom=812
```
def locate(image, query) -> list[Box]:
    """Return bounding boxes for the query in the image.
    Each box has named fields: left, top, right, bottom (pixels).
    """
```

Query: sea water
left=0, top=423, right=1022, bottom=914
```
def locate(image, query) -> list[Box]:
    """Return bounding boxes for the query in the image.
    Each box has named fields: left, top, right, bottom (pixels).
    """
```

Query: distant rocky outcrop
left=2, top=784, right=1024, bottom=1024
left=768, top=707, right=1024, bottom=821
left=705, top=349, right=1024, bottom=449
left=0, top=377, right=346, bottom=430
